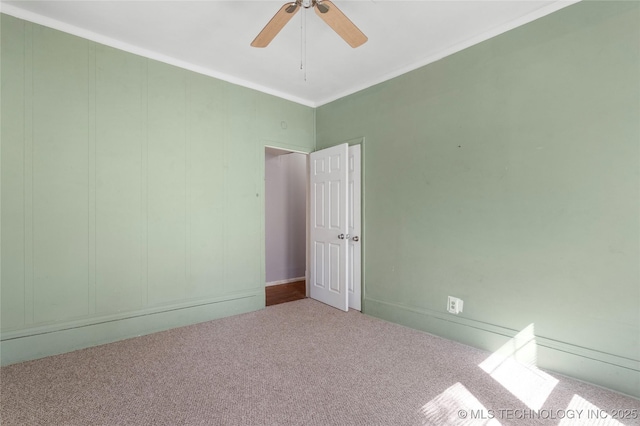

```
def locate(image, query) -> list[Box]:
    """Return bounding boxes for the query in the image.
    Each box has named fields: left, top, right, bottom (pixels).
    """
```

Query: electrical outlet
left=447, top=296, right=463, bottom=314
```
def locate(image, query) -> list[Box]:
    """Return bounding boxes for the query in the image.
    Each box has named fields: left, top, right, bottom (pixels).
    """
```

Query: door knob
left=338, top=234, right=345, bottom=239
left=352, top=236, right=359, bottom=242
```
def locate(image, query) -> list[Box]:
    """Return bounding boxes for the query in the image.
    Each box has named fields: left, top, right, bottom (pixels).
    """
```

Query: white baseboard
left=266, top=277, right=306, bottom=287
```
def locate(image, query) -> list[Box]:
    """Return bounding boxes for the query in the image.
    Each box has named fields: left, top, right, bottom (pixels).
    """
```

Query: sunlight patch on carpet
left=478, top=324, right=558, bottom=410
left=558, top=394, right=627, bottom=426
left=420, top=382, right=502, bottom=425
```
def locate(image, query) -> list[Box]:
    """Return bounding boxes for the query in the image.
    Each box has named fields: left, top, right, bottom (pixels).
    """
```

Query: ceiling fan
left=251, top=0, right=368, bottom=48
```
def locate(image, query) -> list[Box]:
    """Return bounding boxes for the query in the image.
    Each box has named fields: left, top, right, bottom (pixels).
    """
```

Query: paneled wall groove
left=23, top=20, right=34, bottom=326
left=87, top=42, right=96, bottom=315
left=184, top=71, right=189, bottom=298
left=141, top=58, right=149, bottom=307
left=222, top=85, right=229, bottom=299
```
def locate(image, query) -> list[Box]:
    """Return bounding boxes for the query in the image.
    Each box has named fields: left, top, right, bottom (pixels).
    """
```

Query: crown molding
left=0, top=2, right=317, bottom=107
left=314, top=0, right=581, bottom=107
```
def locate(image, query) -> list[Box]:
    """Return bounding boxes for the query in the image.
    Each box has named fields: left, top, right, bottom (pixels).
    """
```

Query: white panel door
left=310, top=143, right=349, bottom=311
left=348, top=145, right=362, bottom=311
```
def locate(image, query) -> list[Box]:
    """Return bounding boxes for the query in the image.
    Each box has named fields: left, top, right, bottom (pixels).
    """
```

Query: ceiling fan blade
left=314, top=0, right=367, bottom=48
left=251, top=2, right=300, bottom=48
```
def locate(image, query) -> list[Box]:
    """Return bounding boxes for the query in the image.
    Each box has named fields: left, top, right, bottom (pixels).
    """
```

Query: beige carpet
left=1, top=299, right=638, bottom=425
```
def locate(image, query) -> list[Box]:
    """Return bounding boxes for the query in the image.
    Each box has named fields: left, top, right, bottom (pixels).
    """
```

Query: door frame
left=262, top=143, right=312, bottom=301
left=261, top=138, right=364, bottom=309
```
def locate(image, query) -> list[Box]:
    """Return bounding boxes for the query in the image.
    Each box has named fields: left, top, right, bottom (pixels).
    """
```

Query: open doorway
left=264, top=147, right=308, bottom=306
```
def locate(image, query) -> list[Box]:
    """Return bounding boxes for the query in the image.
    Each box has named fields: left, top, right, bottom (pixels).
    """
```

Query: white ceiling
left=2, top=0, right=578, bottom=107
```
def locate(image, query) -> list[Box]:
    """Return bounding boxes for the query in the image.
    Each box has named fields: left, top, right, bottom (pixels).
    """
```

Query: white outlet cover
left=447, top=296, right=463, bottom=314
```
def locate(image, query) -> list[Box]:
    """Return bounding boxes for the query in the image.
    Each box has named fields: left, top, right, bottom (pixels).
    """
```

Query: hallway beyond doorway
left=266, top=281, right=306, bottom=306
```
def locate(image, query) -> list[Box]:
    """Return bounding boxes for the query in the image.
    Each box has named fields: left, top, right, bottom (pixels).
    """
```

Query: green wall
left=0, top=14, right=315, bottom=364
left=317, top=1, right=639, bottom=397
